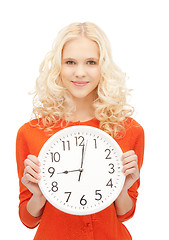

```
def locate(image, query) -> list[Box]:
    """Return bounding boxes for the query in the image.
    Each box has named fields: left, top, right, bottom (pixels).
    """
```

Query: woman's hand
left=21, top=155, right=46, bottom=217
left=121, top=150, right=139, bottom=191
left=21, top=155, right=43, bottom=197
left=114, top=150, right=139, bottom=216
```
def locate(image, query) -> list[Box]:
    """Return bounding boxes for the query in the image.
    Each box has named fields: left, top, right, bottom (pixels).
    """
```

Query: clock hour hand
left=57, top=169, right=82, bottom=174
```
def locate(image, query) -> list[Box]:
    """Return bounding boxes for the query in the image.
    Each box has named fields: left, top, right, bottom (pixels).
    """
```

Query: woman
left=16, top=22, right=144, bottom=240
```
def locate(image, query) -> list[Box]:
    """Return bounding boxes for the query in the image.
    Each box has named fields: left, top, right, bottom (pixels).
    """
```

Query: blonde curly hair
left=32, top=22, right=133, bottom=138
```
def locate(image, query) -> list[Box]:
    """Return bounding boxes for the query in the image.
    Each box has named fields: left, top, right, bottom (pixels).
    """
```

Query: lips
left=72, top=81, right=89, bottom=87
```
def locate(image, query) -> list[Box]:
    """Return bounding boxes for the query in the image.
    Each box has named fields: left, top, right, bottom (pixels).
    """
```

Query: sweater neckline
left=61, top=118, right=99, bottom=126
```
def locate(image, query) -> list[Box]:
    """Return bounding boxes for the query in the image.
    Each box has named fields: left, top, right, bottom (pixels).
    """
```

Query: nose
left=75, top=64, right=86, bottom=78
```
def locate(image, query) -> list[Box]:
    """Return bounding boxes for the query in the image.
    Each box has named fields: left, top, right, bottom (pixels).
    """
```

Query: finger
left=122, top=154, right=138, bottom=165
left=122, top=150, right=135, bottom=159
left=27, top=155, right=41, bottom=166
left=123, top=167, right=140, bottom=178
left=22, top=173, right=40, bottom=184
left=24, top=165, right=41, bottom=181
left=123, top=167, right=137, bottom=176
left=122, top=161, right=138, bottom=173
left=24, top=158, right=41, bottom=173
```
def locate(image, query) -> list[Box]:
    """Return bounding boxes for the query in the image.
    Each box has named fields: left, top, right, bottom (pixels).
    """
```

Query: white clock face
left=38, top=126, right=125, bottom=215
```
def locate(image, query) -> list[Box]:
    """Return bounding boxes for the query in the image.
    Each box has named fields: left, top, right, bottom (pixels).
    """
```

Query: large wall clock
left=38, top=125, right=125, bottom=215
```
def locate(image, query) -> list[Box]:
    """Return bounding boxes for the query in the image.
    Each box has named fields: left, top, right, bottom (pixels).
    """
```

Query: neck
left=66, top=95, right=96, bottom=122
left=75, top=102, right=95, bottom=122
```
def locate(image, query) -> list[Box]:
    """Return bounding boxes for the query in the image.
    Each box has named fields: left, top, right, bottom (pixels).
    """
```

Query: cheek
left=90, top=67, right=101, bottom=81
left=60, top=67, right=73, bottom=80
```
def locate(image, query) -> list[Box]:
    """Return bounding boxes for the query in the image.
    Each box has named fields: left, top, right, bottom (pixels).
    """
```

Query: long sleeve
left=16, top=125, right=41, bottom=228
left=117, top=122, right=145, bottom=222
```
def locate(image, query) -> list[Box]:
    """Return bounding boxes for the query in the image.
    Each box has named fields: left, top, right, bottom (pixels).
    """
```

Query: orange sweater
left=16, top=118, right=144, bottom=240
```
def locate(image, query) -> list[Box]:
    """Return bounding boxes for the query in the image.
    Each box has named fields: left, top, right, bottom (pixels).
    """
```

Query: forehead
left=62, top=37, right=100, bottom=59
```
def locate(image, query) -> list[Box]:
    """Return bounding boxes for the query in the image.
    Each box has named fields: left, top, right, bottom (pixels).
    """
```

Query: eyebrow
left=62, top=57, right=99, bottom=61
left=86, top=57, right=99, bottom=61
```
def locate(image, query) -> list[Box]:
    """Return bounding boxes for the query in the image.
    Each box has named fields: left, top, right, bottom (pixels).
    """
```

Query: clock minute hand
left=78, top=141, right=88, bottom=181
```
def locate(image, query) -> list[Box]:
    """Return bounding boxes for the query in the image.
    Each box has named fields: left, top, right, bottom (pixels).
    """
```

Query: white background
left=0, top=0, right=169, bottom=239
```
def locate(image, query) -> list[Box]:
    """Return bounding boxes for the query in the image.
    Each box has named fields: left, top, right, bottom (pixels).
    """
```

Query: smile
left=72, top=81, right=89, bottom=87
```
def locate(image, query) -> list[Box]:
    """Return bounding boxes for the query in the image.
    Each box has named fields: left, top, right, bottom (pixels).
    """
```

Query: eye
left=66, top=61, right=76, bottom=65
left=87, top=61, right=97, bottom=65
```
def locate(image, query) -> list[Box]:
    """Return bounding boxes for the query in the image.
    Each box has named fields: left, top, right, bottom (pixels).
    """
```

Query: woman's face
left=60, top=37, right=101, bottom=101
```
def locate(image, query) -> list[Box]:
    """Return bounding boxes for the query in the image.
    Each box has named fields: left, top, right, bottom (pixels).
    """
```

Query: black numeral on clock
left=48, top=167, right=55, bottom=177
left=51, top=181, right=58, bottom=192
left=106, top=178, right=113, bottom=188
left=75, top=136, right=85, bottom=146
left=50, top=152, right=60, bottom=162
left=62, top=141, right=70, bottom=151
left=64, top=192, right=72, bottom=202
left=105, top=149, right=111, bottom=159
left=108, top=163, right=115, bottom=174
left=93, top=139, right=97, bottom=149
left=95, top=190, right=102, bottom=200
left=80, top=195, right=87, bottom=206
